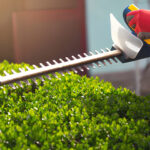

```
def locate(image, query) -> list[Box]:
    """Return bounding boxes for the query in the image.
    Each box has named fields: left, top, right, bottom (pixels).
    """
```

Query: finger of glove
left=137, top=32, right=145, bottom=40
left=135, top=24, right=141, bottom=34
left=126, top=15, right=134, bottom=24
left=138, top=32, right=150, bottom=40
left=128, top=15, right=137, bottom=27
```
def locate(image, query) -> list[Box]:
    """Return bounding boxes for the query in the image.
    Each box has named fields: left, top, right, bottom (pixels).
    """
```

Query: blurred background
left=0, top=0, right=150, bottom=95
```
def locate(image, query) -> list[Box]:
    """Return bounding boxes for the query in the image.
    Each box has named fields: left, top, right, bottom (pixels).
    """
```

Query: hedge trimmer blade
left=0, top=12, right=149, bottom=87
left=0, top=48, right=121, bottom=86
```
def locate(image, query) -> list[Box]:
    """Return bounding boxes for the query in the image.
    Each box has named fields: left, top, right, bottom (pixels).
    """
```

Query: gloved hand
left=126, top=9, right=150, bottom=40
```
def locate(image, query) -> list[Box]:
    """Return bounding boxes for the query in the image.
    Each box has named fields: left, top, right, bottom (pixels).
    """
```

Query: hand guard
left=117, top=4, right=150, bottom=63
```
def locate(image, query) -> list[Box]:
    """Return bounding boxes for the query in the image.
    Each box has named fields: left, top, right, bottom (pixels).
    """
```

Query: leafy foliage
left=0, top=60, right=150, bottom=150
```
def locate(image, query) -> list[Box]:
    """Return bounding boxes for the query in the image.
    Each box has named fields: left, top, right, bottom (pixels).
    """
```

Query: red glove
left=126, top=9, right=150, bottom=40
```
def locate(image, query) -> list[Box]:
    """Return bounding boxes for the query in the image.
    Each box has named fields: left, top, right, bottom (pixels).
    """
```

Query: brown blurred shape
left=0, top=0, right=87, bottom=65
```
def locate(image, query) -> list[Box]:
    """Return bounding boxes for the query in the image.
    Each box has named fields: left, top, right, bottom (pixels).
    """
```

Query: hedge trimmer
left=1, top=4, right=150, bottom=86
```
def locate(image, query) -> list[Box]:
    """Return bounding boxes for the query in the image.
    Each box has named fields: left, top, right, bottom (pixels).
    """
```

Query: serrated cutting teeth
left=9, top=83, right=16, bottom=89
left=59, top=58, right=65, bottom=63
left=78, top=54, right=82, bottom=58
left=95, top=62, right=101, bottom=67
left=78, top=67, right=84, bottom=72
left=72, top=68, right=78, bottom=73
left=39, top=63, right=45, bottom=67
left=89, top=51, right=94, bottom=55
left=11, top=69, right=17, bottom=74
left=95, top=50, right=100, bottom=54
left=84, top=65, right=90, bottom=70
left=18, top=82, right=23, bottom=87
left=26, top=66, right=31, bottom=71
left=106, top=48, right=111, bottom=52
left=71, top=56, right=77, bottom=60
left=100, top=60, right=106, bottom=66
left=4, top=71, right=10, bottom=76
left=0, top=48, right=122, bottom=86
left=33, top=65, right=38, bottom=69
left=65, top=70, right=71, bottom=75
left=53, top=60, right=58, bottom=64
left=111, top=57, right=118, bottom=63
left=100, top=49, right=105, bottom=53
left=31, top=78, right=38, bottom=85
left=90, top=64, right=96, bottom=69
left=45, top=74, right=51, bottom=80
left=59, top=71, right=65, bottom=76
left=65, top=57, right=71, bottom=61
left=106, top=59, right=112, bottom=64
left=19, top=68, right=25, bottom=72
left=38, top=76, right=45, bottom=82
left=24, top=80, right=30, bottom=86
left=83, top=53, right=88, bottom=57
left=46, top=61, right=51, bottom=66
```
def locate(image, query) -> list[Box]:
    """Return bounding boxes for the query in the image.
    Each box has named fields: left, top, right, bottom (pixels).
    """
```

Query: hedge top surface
left=0, top=60, right=150, bottom=150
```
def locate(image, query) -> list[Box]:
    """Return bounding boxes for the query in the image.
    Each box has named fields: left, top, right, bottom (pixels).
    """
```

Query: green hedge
left=0, top=60, right=150, bottom=150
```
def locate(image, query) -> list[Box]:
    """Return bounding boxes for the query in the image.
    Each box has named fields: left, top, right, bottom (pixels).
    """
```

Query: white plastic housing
left=110, top=13, right=143, bottom=59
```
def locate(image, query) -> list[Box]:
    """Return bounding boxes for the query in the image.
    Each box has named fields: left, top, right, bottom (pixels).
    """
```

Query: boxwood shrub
left=0, top=60, right=150, bottom=150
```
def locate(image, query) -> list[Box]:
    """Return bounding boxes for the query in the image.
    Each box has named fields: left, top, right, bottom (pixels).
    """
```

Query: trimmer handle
left=118, top=4, right=150, bottom=63
left=123, top=4, right=150, bottom=45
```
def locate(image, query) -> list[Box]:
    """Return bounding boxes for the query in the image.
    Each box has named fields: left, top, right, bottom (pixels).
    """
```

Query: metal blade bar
left=0, top=49, right=122, bottom=85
